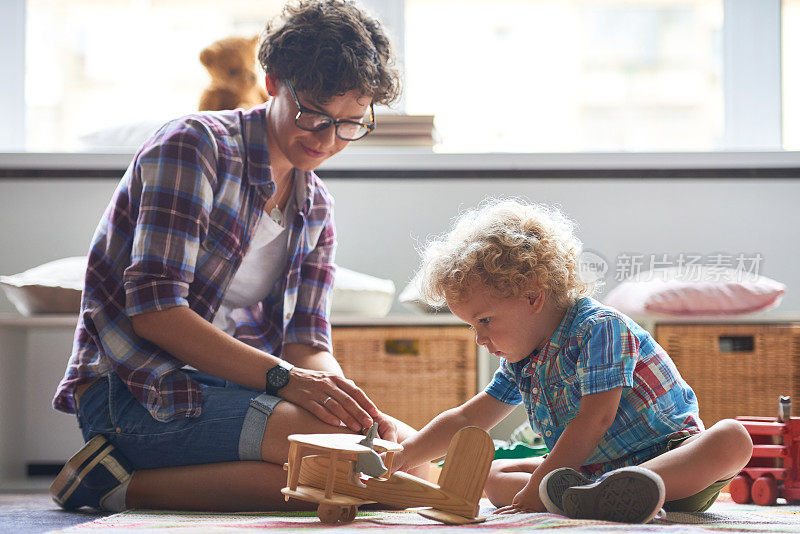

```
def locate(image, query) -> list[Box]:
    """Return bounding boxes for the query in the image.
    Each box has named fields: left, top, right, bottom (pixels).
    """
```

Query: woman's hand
left=279, top=366, right=379, bottom=432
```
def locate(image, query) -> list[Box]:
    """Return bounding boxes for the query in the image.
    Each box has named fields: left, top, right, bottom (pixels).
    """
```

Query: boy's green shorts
left=659, top=436, right=733, bottom=513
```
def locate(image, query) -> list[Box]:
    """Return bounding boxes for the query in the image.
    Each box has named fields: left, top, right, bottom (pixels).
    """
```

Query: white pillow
left=398, top=271, right=449, bottom=314
left=77, top=120, right=165, bottom=150
left=0, top=257, right=87, bottom=315
left=331, top=266, right=396, bottom=317
left=1, top=259, right=397, bottom=318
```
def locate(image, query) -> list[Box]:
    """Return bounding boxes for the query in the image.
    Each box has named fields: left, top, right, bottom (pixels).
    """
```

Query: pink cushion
left=603, top=267, right=786, bottom=316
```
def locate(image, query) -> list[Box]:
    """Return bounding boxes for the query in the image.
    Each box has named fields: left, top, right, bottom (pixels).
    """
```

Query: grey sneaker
left=561, top=466, right=665, bottom=523
left=539, top=467, right=592, bottom=515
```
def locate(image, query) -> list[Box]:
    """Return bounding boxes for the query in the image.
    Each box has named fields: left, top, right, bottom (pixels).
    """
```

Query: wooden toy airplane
left=281, top=425, right=494, bottom=525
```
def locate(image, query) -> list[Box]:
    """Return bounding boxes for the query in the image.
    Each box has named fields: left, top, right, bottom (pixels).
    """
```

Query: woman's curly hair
left=419, top=199, right=597, bottom=309
left=258, top=0, right=400, bottom=104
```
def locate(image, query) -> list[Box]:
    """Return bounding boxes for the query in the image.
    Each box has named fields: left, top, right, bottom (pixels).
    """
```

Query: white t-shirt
left=211, top=188, right=294, bottom=335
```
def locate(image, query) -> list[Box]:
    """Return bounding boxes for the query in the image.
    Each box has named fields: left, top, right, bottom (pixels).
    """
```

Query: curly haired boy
left=395, top=199, right=753, bottom=523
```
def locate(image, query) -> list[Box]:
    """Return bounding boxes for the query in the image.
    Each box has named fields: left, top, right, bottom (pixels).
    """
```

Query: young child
left=395, top=199, right=752, bottom=523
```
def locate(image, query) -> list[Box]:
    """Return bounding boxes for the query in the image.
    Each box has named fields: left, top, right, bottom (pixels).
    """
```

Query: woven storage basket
left=655, top=323, right=800, bottom=426
left=332, top=326, right=477, bottom=430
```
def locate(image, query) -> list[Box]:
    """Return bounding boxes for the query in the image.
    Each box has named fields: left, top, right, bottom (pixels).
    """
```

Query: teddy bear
left=198, top=35, right=269, bottom=111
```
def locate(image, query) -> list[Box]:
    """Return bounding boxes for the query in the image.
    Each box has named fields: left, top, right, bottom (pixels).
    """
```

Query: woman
left=50, top=0, right=419, bottom=512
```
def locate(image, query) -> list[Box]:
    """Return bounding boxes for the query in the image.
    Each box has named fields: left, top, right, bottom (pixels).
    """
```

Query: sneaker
left=539, top=467, right=592, bottom=515
left=560, top=466, right=665, bottom=523
left=50, top=435, right=134, bottom=511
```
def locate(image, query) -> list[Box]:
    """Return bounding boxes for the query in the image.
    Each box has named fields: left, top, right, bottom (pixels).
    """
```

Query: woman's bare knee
left=260, top=401, right=350, bottom=463
left=259, top=403, right=428, bottom=479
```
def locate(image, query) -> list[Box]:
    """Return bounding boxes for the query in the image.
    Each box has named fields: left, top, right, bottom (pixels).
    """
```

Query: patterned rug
left=52, top=495, right=800, bottom=533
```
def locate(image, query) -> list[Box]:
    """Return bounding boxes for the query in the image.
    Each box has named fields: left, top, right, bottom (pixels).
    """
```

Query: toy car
left=729, top=415, right=800, bottom=505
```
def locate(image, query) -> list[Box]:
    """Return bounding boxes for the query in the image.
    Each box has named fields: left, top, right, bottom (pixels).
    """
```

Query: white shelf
left=331, top=313, right=461, bottom=326
left=2, top=150, right=799, bottom=172
left=7, top=311, right=800, bottom=330
left=631, top=311, right=800, bottom=333
left=0, top=312, right=462, bottom=328
left=0, top=313, right=78, bottom=327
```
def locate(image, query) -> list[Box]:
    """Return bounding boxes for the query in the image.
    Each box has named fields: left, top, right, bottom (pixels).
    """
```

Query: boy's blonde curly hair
left=419, top=199, right=596, bottom=309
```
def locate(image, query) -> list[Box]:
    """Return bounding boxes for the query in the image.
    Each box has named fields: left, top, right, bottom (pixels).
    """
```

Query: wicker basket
left=332, top=325, right=477, bottom=430
left=655, top=323, right=800, bottom=427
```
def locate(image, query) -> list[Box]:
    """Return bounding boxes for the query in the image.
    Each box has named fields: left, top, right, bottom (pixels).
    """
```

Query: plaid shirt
left=486, top=297, right=702, bottom=477
left=53, top=103, right=337, bottom=422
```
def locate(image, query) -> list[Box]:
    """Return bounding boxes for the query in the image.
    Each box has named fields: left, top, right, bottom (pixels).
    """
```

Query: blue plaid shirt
left=486, top=297, right=702, bottom=476
left=53, top=103, right=337, bottom=422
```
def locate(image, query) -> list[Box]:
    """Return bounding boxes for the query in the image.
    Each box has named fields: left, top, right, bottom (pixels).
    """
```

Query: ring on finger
left=322, top=396, right=333, bottom=406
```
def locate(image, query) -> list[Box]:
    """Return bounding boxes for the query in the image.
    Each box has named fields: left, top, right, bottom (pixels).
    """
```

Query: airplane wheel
left=317, top=504, right=345, bottom=524
left=341, top=505, right=358, bottom=522
left=751, top=475, right=779, bottom=506
left=729, top=474, right=752, bottom=504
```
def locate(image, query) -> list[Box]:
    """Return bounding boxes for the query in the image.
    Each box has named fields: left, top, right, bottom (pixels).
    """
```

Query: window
left=24, top=0, right=284, bottom=151
left=405, top=0, right=724, bottom=152
left=3, top=0, right=795, bottom=153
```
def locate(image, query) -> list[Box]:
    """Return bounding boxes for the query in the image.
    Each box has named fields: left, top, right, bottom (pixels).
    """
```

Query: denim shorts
left=76, top=371, right=282, bottom=470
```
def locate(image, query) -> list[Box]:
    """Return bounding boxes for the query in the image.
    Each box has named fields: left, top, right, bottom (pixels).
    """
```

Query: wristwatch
left=265, top=360, right=294, bottom=396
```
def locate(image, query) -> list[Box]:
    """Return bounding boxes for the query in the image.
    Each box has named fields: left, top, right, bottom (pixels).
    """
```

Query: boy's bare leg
left=639, top=419, right=753, bottom=501
left=127, top=401, right=426, bottom=511
left=484, top=419, right=752, bottom=509
left=483, top=457, right=546, bottom=507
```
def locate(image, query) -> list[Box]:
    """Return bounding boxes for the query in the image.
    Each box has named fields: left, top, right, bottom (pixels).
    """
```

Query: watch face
left=267, top=365, right=290, bottom=390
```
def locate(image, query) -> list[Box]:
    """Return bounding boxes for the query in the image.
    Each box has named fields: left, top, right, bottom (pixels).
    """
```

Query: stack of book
left=362, top=114, right=437, bottom=147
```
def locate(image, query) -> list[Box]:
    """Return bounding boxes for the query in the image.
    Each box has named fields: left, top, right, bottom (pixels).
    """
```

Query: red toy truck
left=729, top=414, right=800, bottom=505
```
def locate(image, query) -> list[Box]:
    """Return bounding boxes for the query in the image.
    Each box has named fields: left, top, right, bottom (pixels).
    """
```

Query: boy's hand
left=374, top=411, right=398, bottom=443
left=385, top=450, right=407, bottom=473
left=494, top=482, right=545, bottom=514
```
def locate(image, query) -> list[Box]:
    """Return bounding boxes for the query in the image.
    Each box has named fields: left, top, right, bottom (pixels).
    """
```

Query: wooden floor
left=0, top=490, right=107, bottom=533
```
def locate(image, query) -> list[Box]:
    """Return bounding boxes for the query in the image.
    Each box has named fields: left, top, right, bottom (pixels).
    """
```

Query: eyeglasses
left=287, top=81, right=375, bottom=141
